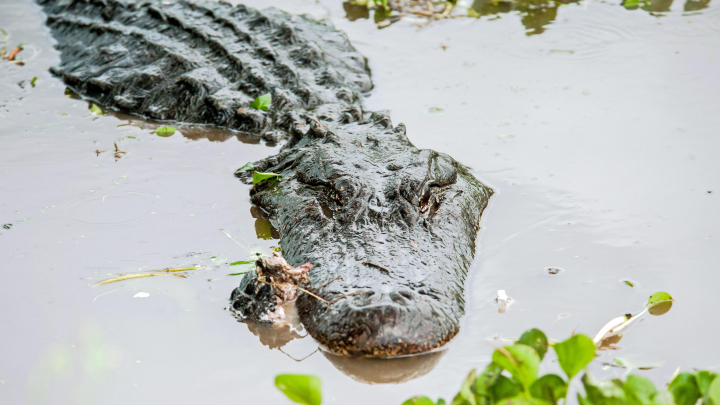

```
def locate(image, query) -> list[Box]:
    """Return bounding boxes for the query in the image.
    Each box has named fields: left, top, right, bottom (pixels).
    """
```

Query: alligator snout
left=298, top=282, right=458, bottom=357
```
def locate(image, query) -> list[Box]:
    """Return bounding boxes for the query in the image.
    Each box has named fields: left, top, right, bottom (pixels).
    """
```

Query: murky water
left=1, top=0, right=719, bottom=403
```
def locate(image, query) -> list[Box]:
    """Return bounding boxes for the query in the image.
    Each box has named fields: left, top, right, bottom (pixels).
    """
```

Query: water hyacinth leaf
left=492, top=344, right=540, bottom=390
left=669, top=373, right=700, bottom=405
left=553, top=334, right=596, bottom=380
left=647, top=292, right=673, bottom=306
left=529, top=374, right=567, bottom=403
left=696, top=371, right=718, bottom=397
left=155, top=126, right=176, bottom=137
left=623, top=375, right=657, bottom=405
left=253, top=171, right=282, bottom=184
left=708, top=378, right=720, bottom=405
left=250, top=93, right=272, bottom=111
left=495, top=396, right=543, bottom=405
left=581, top=373, right=626, bottom=405
left=474, top=363, right=503, bottom=398
left=450, top=369, right=476, bottom=405
left=403, top=397, right=439, bottom=405
left=238, top=162, right=254, bottom=172
left=274, top=374, right=322, bottom=405
left=518, top=328, right=549, bottom=360
left=647, top=292, right=673, bottom=316
left=491, top=376, right=523, bottom=403
left=652, top=391, right=676, bottom=405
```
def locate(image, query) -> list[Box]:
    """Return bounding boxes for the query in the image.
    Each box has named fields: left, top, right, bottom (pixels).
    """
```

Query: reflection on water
left=72, top=95, right=266, bottom=144
left=344, top=0, right=712, bottom=34
left=323, top=350, right=446, bottom=384
left=470, top=0, right=579, bottom=36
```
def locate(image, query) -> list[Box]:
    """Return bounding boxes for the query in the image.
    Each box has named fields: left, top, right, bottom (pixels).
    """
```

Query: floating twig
left=328, top=291, right=368, bottom=306
left=153, top=267, right=200, bottom=273
left=95, top=272, right=186, bottom=286
left=313, top=275, right=343, bottom=292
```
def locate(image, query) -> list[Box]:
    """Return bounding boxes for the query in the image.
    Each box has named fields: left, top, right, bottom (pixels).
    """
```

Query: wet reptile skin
left=39, top=0, right=493, bottom=357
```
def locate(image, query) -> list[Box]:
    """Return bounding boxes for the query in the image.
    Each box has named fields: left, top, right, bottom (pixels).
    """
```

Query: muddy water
left=1, top=0, right=719, bottom=404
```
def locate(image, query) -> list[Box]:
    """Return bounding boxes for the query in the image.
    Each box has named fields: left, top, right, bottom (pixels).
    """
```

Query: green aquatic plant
left=154, top=126, right=176, bottom=137
left=249, top=93, right=272, bottom=111
left=273, top=292, right=717, bottom=405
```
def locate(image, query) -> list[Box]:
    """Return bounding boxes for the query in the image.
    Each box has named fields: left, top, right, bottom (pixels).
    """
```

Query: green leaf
left=474, top=363, right=504, bottom=399
left=708, top=378, right=720, bottom=405
left=623, top=280, right=634, bottom=287
left=250, top=93, right=272, bottom=111
left=274, top=374, right=322, bottom=405
left=491, top=376, right=524, bottom=403
left=530, top=374, right=567, bottom=403
left=577, top=393, right=593, bottom=405
left=622, top=0, right=640, bottom=9
left=492, top=344, right=540, bottom=391
left=230, top=260, right=253, bottom=266
left=553, top=334, right=596, bottom=380
left=518, top=329, right=549, bottom=360
left=451, top=369, right=477, bottom=405
left=494, top=396, right=543, bottom=405
left=581, top=373, right=626, bottom=405
left=669, top=373, right=700, bottom=405
left=652, top=391, right=676, bottom=405
left=428, top=107, right=444, bottom=115
left=154, top=126, right=176, bottom=137
left=30, top=77, right=37, bottom=87
left=89, top=103, right=102, bottom=115
left=647, top=292, right=673, bottom=306
left=403, top=397, right=438, bottom=405
left=238, top=162, right=254, bottom=172
left=623, top=375, right=657, bottom=405
left=696, top=371, right=718, bottom=398
left=253, top=171, right=282, bottom=184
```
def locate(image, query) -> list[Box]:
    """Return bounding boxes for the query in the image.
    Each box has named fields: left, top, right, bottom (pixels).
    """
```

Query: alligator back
left=39, top=0, right=372, bottom=138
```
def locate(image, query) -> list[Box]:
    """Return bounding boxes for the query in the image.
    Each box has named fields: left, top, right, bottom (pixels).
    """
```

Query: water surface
left=1, top=0, right=719, bottom=404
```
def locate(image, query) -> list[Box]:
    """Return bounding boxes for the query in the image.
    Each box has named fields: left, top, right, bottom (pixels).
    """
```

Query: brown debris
left=7, top=47, right=22, bottom=61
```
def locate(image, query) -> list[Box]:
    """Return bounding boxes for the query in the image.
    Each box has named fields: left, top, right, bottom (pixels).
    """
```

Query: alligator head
left=232, top=112, right=493, bottom=357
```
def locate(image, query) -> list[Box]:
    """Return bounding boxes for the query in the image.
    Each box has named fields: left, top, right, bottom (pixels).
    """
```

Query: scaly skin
left=39, top=0, right=493, bottom=357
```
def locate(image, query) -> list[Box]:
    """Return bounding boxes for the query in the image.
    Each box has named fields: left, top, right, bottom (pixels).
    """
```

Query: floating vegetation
left=252, top=171, right=282, bottom=184
left=275, top=326, right=720, bottom=405
left=154, top=126, right=176, bottom=137
left=237, top=162, right=254, bottom=172
left=593, top=291, right=674, bottom=347
left=249, top=93, right=272, bottom=111
left=94, top=267, right=201, bottom=285
left=275, top=374, right=322, bottom=405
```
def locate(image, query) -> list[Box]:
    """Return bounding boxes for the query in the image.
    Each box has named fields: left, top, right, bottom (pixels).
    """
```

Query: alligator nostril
left=351, top=291, right=376, bottom=307
left=399, top=291, right=414, bottom=300
left=390, top=291, right=410, bottom=306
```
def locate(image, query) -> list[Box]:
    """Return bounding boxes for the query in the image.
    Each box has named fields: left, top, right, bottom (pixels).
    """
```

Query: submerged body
left=40, top=0, right=493, bottom=357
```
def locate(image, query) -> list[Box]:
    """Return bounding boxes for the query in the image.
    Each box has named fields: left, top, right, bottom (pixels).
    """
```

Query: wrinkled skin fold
left=39, top=0, right=493, bottom=357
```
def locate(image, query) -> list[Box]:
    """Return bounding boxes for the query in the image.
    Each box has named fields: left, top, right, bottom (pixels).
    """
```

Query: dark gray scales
left=40, top=0, right=493, bottom=357
left=39, top=0, right=371, bottom=139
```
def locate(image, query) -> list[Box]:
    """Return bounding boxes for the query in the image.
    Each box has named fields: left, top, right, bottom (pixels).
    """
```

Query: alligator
left=39, top=0, right=493, bottom=357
